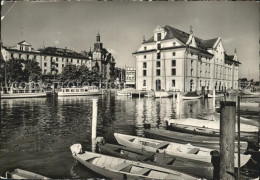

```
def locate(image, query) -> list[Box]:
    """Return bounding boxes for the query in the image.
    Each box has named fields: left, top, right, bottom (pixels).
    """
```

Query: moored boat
left=98, top=143, right=213, bottom=179
left=143, top=128, right=249, bottom=151
left=165, top=118, right=259, bottom=133
left=181, top=92, right=202, bottom=100
left=1, top=87, right=46, bottom=99
left=57, top=86, right=101, bottom=96
left=114, top=133, right=251, bottom=167
left=70, top=144, right=197, bottom=179
left=116, top=88, right=136, bottom=96
left=4, top=169, right=49, bottom=179
left=154, top=91, right=173, bottom=98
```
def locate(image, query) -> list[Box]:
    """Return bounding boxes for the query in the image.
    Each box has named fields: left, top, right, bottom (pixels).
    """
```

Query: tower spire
left=189, top=25, right=193, bottom=34
left=96, top=32, right=100, bottom=42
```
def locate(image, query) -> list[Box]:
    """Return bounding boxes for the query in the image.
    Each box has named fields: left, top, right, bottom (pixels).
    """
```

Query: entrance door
left=156, top=80, right=161, bottom=91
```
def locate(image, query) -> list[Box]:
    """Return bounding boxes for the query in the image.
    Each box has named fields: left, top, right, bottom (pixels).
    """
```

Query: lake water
left=0, top=93, right=259, bottom=178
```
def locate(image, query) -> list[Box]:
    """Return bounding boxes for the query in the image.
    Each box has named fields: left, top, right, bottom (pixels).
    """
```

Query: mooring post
left=176, top=92, right=180, bottom=119
left=220, top=101, right=236, bottom=180
left=237, top=96, right=241, bottom=180
left=213, top=89, right=216, bottom=112
left=91, top=98, right=98, bottom=153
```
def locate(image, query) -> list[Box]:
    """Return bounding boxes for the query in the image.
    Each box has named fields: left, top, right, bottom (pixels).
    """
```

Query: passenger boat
left=114, top=133, right=251, bottom=167
left=57, top=86, right=101, bottom=96
left=1, top=87, right=46, bottom=99
left=165, top=118, right=259, bottom=133
left=143, top=128, right=248, bottom=151
left=207, top=93, right=224, bottom=98
left=154, top=91, right=173, bottom=98
left=3, top=169, right=49, bottom=179
left=70, top=144, right=197, bottom=179
left=98, top=143, right=213, bottom=179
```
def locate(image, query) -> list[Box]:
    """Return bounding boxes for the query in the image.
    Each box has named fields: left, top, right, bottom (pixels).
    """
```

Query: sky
left=2, top=1, right=259, bottom=80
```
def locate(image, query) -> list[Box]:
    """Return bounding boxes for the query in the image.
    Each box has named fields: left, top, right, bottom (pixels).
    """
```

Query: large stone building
left=133, top=25, right=241, bottom=92
left=1, top=33, right=116, bottom=81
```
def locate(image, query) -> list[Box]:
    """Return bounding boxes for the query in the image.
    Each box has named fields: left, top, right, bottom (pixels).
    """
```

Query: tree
left=60, top=64, right=78, bottom=85
left=23, top=60, right=42, bottom=82
left=77, top=65, right=89, bottom=83
left=0, top=59, right=24, bottom=85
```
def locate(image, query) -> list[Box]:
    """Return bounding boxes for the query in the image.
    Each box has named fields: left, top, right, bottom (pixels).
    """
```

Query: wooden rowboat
left=70, top=144, right=197, bottom=179
left=4, top=169, right=49, bottom=179
left=98, top=143, right=214, bottom=179
left=165, top=118, right=259, bottom=133
left=114, top=133, right=251, bottom=167
left=144, top=128, right=249, bottom=152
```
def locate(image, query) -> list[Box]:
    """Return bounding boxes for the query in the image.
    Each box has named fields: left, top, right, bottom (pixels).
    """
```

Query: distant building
left=115, top=67, right=125, bottom=83
left=1, top=40, right=91, bottom=75
left=133, top=25, right=241, bottom=92
left=125, top=66, right=136, bottom=88
left=1, top=34, right=117, bottom=81
left=86, top=33, right=116, bottom=81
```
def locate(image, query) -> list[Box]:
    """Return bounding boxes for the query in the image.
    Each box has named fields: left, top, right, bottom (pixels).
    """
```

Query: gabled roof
left=224, top=53, right=241, bottom=64
left=17, top=40, right=31, bottom=46
left=142, top=25, right=218, bottom=50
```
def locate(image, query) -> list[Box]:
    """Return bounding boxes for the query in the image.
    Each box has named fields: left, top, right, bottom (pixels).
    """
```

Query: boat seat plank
left=155, top=142, right=169, bottom=149
left=113, top=162, right=130, bottom=171
left=164, top=174, right=179, bottom=179
left=187, top=148, right=200, bottom=154
left=135, top=168, right=150, bottom=175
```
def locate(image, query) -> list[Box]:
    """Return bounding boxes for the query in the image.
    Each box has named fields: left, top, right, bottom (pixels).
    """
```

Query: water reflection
left=0, top=94, right=258, bottom=178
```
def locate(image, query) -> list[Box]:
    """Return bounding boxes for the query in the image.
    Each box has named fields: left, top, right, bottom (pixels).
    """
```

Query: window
left=44, top=70, right=47, bottom=74
left=44, top=63, right=47, bottom=67
left=172, top=60, right=176, bottom=67
left=173, top=42, right=176, bottom=47
left=11, top=53, right=14, bottom=58
left=144, top=46, right=147, bottom=50
left=157, top=53, right=160, bottom=59
left=191, top=69, right=193, bottom=76
left=27, top=55, right=29, bottom=59
left=66, top=59, right=69, bottom=62
left=156, top=69, right=160, bottom=76
left=56, top=57, right=58, bottom=62
left=34, top=55, right=37, bottom=59
left=143, top=62, right=147, bottom=68
left=62, top=64, right=64, bottom=68
left=143, top=80, right=146, bottom=86
left=71, top=59, right=73, bottom=63
left=157, top=43, right=161, bottom=50
left=157, top=33, right=161, bottom=41
left=172, top=52, right=176, bottom=56
left=56, top=64, right=58, bottom=67
left=191, top=60, right=193, bottom=66
left=19, top=54, right=21, bottom=59
left=77, top=59, right=79, bottom=63
left=44, top=56, right=46, bottom=60
left=144, top=55, right=146, bottom=59
left=171, top=68, right=176, bottom=76
left=143, top=70, right=147, bottom=76
left=172, top=80, right=175, bottom=87
left=156, top=61, right=160, bottom=68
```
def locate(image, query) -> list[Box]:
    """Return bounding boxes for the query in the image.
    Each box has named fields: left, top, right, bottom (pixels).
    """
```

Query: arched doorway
left=156, top=79, right=161, bottom=91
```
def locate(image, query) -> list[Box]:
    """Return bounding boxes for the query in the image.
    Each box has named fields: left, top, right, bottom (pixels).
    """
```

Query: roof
left=40, top=47, right=89, bottom=59
left=224, top=53, right=241, bottom=64
left=17, top=40, right=31, bottom=46
left=142, top=25, right=218, bottom=50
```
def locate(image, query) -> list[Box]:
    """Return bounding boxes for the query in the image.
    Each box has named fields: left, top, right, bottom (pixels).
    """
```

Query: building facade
left=125, top=66, right=136, bottom=88
left=133, top=25, right=241, bottom=92
left=1, top=40, right=91, bottom=75
left=1, top=34, right=117, bottom=81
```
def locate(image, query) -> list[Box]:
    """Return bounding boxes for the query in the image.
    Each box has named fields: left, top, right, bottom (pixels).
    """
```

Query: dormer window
left=157, top=33, right=161, bottom=41
left=157, top=53, right=160, bottom=59
left=144, top=46, right=147, bottom=50
left=173, top=42, right=176, bottom=47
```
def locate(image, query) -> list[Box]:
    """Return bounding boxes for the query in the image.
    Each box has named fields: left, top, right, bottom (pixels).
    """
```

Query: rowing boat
left=98, top=143, right=213, bottom=179
left=166, top=122, right=258, bottom=143
left=114, top=133, right=251, bottom=167
left=143, top=128, right=249, bottom=151
left=165, top=118, right=259, bottom=133
left=4, top=169, right=49, bottom=179
left=70, top=144, right=197, bottom=179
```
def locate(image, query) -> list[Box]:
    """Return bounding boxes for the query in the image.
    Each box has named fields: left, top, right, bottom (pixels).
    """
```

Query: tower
left=94, top=33, right=103, bottom=52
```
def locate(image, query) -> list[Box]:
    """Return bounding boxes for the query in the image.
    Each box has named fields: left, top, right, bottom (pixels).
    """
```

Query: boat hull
left=144, top=128, right=248, bottom=152
left=58, top=92, right=101, bottom=96
left=1, top=93, right=46, bottom=99
left=181, top=96, right=202, bottom=100
left=154, top=92, right=173, bottom=98
left=98, top=143, right=213, bottom=179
